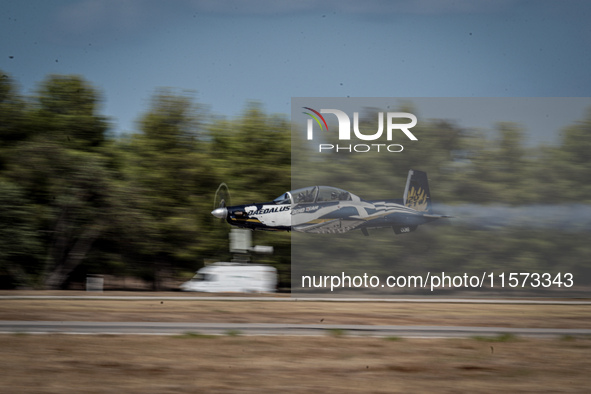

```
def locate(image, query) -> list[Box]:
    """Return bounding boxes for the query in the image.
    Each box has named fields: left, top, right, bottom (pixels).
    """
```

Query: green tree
left=207, top=103, right=291, bottom=286
left=34, top=74, right=108, bottom=149
left=551, top=109, right=591, bottom=203
left=122, top=89, right=215, bottom=289
left=0, top=72, right=27, bottom=170
left=0, top=179, right=42, bottom=287
left=0, top=75, right=116, bottom=288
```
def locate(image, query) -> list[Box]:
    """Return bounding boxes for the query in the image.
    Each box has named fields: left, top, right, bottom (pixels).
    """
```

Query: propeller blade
left=213, top=183, right=231, bottom=223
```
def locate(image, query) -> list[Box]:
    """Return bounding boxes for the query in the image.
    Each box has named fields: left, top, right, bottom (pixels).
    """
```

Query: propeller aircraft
left=211, top=169, right=450, bottom=235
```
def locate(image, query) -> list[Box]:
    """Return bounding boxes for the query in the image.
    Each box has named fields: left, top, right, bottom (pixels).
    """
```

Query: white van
left=180, top=262, right=277, bottom=293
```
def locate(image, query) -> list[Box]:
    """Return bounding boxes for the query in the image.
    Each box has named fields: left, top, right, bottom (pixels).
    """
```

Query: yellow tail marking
left=406, top=187, right=428, bottom=211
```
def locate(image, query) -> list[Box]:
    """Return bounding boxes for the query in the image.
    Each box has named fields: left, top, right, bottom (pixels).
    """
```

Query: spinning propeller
left=212, top=183, right=231, bottom=221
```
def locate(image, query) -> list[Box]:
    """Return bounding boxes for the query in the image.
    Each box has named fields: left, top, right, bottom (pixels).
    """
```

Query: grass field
left=1, top=334, right=591, bottom=393
left=0, top=292, right=590, bottom=393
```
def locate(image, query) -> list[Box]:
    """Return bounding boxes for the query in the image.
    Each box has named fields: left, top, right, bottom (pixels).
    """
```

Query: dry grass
left=1, top=334, right=590, bottom=393
left=1, top=292, right=589, bottom=392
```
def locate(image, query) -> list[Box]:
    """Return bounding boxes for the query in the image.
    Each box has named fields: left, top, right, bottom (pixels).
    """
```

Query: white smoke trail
left=432, top=204, right=591, bottom=230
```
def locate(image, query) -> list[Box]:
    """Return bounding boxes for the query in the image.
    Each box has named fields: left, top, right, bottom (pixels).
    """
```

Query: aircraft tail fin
left=403, top=169, right=432, bottom=213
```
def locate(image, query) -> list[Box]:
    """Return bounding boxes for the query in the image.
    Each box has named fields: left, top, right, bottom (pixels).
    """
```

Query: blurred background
left=0, top=75, right=291, bottom=290
left=291, top=98, right=591, bottom=296
left=1, top=1, right=590, bottom=292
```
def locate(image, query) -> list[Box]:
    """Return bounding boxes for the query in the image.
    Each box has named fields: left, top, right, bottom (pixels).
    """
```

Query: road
left=2, top=295, right=588, bottom=337
left=1, top=295, right=590, bottom=304
left=1, top=321, right=590, bottom=338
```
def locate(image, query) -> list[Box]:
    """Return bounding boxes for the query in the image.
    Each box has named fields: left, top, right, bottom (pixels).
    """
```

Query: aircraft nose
left=211, top=207, right=228, bottom=219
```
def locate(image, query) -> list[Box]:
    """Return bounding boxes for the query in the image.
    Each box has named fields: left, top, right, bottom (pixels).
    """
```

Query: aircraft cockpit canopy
left=316, top=186, right=352, bottom=202
left=272, top=192, right=292, bottom=205
left=273, top=186, right=356, bottom=205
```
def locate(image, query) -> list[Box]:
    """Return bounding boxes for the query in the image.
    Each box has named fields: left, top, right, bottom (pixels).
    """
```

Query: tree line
left=0, top=72, right=290, bottom=289
left=1, top=71, right=590, bottom=291
left=291, top=104, right=591, bottom=293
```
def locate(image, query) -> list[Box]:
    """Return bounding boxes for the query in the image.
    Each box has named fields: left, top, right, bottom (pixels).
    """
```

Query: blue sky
left=2, top=0, right=591, bottom=142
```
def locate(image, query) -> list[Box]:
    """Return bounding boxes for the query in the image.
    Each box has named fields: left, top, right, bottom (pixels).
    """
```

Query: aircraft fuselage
left=211, top=170, right=448, bottom=235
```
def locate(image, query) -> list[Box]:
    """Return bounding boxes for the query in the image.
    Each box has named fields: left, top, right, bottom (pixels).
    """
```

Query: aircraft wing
left=293, top=218, right=366, bottom=234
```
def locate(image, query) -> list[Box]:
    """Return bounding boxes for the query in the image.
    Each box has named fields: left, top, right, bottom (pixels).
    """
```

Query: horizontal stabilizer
left=422, top=213, right=453, bottom=219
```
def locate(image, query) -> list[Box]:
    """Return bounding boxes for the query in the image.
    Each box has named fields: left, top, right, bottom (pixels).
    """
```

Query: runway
left=1, top=295, right=590, bottom=304
left=2, top=295, right=588, bottom=338
left=2, top=321, right=590, bottom=338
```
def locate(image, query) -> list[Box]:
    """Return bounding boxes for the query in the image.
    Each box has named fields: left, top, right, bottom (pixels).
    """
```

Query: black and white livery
left=211, top=170, right=449, bottom=235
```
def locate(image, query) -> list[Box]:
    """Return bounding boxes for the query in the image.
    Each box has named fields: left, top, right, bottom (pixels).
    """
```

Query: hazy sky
left=2, top=0, right=591, bottom=142
left=293, top=97, right=591, bottom=146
